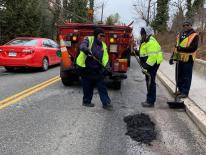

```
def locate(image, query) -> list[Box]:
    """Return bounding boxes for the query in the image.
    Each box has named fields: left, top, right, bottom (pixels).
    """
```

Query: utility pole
left=100, top=2, right=104, bottom=24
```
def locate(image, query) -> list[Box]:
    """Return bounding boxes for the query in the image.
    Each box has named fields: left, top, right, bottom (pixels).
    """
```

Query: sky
left=103, top=0, right=135, bottom=24
left=95, top=0, right=146, bottom=38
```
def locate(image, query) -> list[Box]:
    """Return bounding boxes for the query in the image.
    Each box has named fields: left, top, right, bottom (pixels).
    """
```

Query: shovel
left=131, top=50, right=151, bottom=90
left=167, top=60, right=185, bottom=109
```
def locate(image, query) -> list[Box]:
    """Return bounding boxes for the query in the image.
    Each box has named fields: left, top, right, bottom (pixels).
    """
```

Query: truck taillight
left=110, top=34, right=117, bottom=44
left=72, top=36, right=77, bottom=41
left=0, top=49, right=2, bottom=52
left=110, top=38, right=116, bottom=43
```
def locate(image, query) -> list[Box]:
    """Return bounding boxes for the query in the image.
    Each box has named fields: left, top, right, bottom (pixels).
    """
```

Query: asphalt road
left=0, top=66, right=60, bottom=101
left=0, top=58, right=206, bottom=155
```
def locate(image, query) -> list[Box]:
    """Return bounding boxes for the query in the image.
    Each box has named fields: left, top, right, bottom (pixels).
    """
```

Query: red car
left=0, top=37, right=60, bottom=71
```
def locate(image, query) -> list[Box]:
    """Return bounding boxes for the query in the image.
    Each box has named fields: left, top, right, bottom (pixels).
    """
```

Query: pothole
left=124, top=113, right=157, bottom=145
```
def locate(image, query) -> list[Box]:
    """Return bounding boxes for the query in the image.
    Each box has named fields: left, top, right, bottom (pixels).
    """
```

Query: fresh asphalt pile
left=124, top=113, right=156, bottom=145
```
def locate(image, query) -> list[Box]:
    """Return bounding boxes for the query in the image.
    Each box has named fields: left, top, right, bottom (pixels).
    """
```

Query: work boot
left=173, top=91, right=181, bottom=96
left=103, top=104, right=113, bottom=110
left=82, top=102, right=95, bottom=107
left=141, top=101, right=154, bottom=108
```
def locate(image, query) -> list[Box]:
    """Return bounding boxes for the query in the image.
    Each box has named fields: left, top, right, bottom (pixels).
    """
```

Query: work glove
left=141, top=62, right=150, bottom=70
left=169, top=58, right=174, bottom=65
left=142, top=68, right=148, bottom=75
left=102, top=67, right=112, bottom=76
left=82, top=47, right=91, bottom=56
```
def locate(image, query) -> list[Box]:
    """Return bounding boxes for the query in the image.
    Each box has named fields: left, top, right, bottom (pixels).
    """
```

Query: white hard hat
left=140, top=26, right=154, bottom=36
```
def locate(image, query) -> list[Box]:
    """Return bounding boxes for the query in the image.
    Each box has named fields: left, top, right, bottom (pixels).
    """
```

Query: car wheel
left=4, top=67, right=15, bottom=72
left=42, top=58, right=49, bottom=71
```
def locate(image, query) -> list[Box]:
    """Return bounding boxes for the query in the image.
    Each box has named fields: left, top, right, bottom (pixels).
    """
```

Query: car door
left=42, top=39, right=54, bottom=64
left=48, top=39, right=60, bottom=64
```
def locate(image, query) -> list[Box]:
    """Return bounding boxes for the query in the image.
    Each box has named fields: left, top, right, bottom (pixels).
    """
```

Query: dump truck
left=57, top=23, right=133, bottom=89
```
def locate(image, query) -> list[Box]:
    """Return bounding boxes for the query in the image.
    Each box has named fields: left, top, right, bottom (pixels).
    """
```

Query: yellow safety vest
left=173, top=32, right=198, bottom=62
left=76, top=36, right=109, bottom=68
left=139, top=36, right=163, bottom=66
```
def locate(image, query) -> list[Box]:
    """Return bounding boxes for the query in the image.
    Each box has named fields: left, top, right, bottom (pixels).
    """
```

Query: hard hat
left=140, top=26, right=154, bottom=36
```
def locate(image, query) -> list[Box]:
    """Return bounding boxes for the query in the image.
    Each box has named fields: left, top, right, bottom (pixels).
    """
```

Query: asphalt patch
left=124, top=113, right=156, bottom=145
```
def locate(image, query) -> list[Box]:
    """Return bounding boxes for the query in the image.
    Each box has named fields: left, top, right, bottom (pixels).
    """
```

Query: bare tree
left=193, top=2, right=205, bottom=31
left=133, top=0, right=156, bottom=26
left=169, top=0, right=187, bottom=32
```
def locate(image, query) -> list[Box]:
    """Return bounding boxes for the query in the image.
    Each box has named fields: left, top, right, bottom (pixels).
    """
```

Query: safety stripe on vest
left=174, top=32, right=198, bottom=62
left=88, top=37, right=94, bottom=51
left=140, top=50, right=162, bottom=57
left=187, top=33, right=198, bottom=47
left=176, top=32, right=198, bottom=47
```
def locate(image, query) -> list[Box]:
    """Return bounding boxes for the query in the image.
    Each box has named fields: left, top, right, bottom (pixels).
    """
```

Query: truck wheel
left=127, top=57, right=131, bottom=67
left=42, top=58, right=49, bottom=71
left=113, top=81, right=121, bottom=90
left=123, top=49, right=131, bottom=67
left=4, top=67, right=15, bottom=72
left=61, top=77, right=73, bottom=86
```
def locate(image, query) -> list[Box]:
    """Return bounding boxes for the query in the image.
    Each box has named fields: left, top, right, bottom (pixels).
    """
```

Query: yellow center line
left=0, top=76, right=60, bottom=106
left=0, top=78, right=60, bottom=110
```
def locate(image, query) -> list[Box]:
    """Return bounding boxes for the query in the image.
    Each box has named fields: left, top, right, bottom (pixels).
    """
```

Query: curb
left=157, top=70, right=206, bottom=136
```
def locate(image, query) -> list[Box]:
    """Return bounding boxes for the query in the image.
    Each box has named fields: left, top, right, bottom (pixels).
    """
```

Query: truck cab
left=57, top=23, right=133, bottom=89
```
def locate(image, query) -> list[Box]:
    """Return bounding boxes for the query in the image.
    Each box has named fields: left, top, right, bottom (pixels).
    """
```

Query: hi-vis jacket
left=139, top=36, right=163, bottom=66
left=173, top=32, right=198, bottom=62
left=76, top=36, right=109, bottom=68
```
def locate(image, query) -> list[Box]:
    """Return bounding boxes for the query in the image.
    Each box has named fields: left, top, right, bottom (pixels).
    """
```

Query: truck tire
left=127, top=55, right=131, bottom=67
left=123, top=49, right=131, bottom=67
left=61, top=77, right=73, bottom=86
left=113, top=81, right=121, bottom=90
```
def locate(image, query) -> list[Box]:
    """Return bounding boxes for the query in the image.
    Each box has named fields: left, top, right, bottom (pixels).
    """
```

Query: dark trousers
left=82, top=77, right=111, bottom=106
left=176, top=61, right=193, bottom=95
left=145, top=64, right=160, bottom=104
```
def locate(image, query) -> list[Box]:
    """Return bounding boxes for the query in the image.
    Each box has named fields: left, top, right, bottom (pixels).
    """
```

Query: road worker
left=139, top=26, right=163, bottom=107
left=169, top=20, right=199, bottom=98
left=76, top=28, right=112, bottom=110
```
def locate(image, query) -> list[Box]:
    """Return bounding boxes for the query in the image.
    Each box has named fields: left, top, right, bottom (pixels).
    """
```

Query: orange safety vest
left=173, top=32, right=198, bottom=62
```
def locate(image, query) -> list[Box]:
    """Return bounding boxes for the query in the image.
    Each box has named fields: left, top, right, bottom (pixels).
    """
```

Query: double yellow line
left=0, top=76, right=60, bottom=110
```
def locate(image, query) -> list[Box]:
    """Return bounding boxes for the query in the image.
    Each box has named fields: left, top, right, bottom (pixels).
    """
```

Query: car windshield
left=6, top=39, right=37, bottom=46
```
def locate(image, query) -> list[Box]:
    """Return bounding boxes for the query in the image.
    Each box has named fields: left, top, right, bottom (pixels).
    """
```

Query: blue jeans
left=176, top=61, right=193, bottom=95
left=81, top=77, right=111, bottom=106
left=145, top=64, right=160, bottom=104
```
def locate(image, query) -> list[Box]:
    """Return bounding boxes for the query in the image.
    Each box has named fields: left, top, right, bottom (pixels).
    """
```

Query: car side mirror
left=56, top=49, right=61, bottom=57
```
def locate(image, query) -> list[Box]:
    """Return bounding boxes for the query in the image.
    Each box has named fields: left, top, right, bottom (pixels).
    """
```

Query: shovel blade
left=167, top=100, right=185, bottom=109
